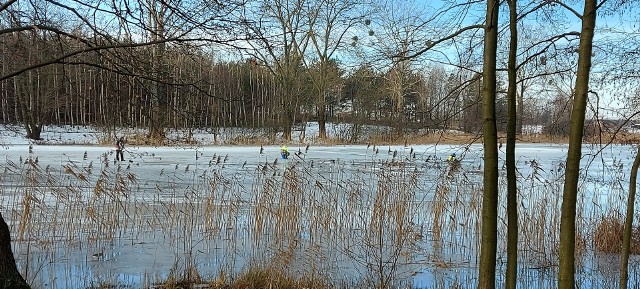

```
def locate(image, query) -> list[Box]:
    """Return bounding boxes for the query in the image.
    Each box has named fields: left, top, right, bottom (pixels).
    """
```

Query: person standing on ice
left=447, top=153, right=456, bottom=162
left=280, top=145, right=290, bottom=159
left=115, top=136, right=126, bottom=161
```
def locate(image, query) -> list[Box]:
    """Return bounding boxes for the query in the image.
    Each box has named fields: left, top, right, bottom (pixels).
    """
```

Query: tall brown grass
left=593, top=215, right=640, bottom=254
left=0, top=146, right=634, bottom=288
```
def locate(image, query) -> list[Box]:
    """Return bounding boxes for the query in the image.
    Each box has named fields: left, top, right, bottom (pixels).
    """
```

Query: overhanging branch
left=403, top=24, right=484, bottom=60
left=0, top=37, right=217, bottom=82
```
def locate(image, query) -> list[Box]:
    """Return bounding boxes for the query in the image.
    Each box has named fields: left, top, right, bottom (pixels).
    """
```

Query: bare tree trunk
left=148, top=0, right=168, bottom=141
left=318, top=101, right=327, bottom=139
left=149, top=47, right=167, bottom=141
left=478, top=0, right=499, bottom=288
left=0, top=212, right=30, bottom=289
left=14, top=73, right=43, bottom=140
left=558, top=1, right=597, bottom=288
left=505, top=1, right=518, bottom=288
left=316, top=60, right=328, bottom=139
left=516, top=83, right=524, bottom=135
left=283, top=103, right=293, bottom=141
left=620, top=145, right=640, bottom=289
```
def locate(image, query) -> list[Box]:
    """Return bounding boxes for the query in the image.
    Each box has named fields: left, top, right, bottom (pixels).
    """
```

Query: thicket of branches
left=0, top=32, right=498, bottom=139
left=2, top=0, right=625, bottom=143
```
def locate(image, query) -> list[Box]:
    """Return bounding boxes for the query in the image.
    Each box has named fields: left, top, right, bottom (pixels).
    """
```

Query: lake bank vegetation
left=1, top=144, right=638, bottom=288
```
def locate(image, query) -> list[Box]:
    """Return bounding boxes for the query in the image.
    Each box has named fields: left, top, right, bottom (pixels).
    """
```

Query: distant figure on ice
left=446, top=153, right=460, bottom=177
left=115, top=136, right=126, bottom=161
left=447, top=153, right=456, bottom=162
left=280, top=145, right=290, bottom=159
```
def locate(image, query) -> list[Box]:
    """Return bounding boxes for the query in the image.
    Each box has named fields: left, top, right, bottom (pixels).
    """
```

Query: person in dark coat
left=115, top=137, right=126, bottom=161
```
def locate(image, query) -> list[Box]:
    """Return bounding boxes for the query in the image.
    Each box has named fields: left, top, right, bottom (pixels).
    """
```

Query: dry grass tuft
left=225, top=134, right=270, bottom=145
left=223, top=267, right=332, bottom=289
left=585, top=132, right=640, bottom=145
left=593, top=216, right=640, bottom=254
left=138, top=133, right=166, bottom=146
left=153, top=265, right=205, bottom=289
left=153, top=266, right=333, bottom=289
left=594, top=217, right=623, bottom=253
left=366, top=132, right=480, bottom=146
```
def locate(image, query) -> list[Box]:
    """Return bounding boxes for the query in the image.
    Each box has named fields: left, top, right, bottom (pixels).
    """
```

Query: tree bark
left=283, top=103, right=293, bottom=141
left=318, top=102, right=327, bottom=139
left=505, top=0, right=518, bottom=288
left=317, top=60, right=328, bottom=139
left=148, top=1, right=168, bottom=142
left=620, top=145, right=640, bottom=289
left=0, top=212, right=30, bottom=289
left=558, top=1, right=597, bottom=288
left=516, top=83, right=524, bottom=135
left=478, top=0, right=499, bottom=288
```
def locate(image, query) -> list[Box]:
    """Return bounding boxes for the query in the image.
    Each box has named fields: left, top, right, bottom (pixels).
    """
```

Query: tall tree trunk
left=148, top=1, right=168, bottom=141
left=516, top=83, right=524, bottom=135
left=318, top=102, right=327, bottom=139
left=620, top=145, right=640, bottom=289
left=0, top=212, right=30, bottom=289
left=149, top=44, right=167, bottom=141
left=283, top=103, right=293, bottom=141
left=318, top=60, right=327, bottom=139
left=505, top=0, right=518, bottom=288
left=478, top=0, right=499, bottom=288
left=558, top=1, right=597, bottom=288
left=15, top=74, right=43, bottom=140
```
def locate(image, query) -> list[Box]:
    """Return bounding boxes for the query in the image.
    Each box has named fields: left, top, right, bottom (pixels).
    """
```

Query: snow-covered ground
left=0, top=122, right=479, bottom=146
left=1, top=122, right=387, bottom=145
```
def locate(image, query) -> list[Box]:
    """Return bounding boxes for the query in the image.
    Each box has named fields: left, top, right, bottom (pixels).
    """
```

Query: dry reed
left=0, top=145, right=635, bottom=288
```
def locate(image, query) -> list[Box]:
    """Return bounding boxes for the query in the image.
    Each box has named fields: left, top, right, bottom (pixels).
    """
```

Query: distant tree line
left=0, top=37, right=561, bottom=141
left=0, top=0, right=592, bottom=142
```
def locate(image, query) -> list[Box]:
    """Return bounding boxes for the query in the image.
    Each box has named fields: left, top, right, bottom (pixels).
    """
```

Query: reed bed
left=0, top=145, right=638, bottom=288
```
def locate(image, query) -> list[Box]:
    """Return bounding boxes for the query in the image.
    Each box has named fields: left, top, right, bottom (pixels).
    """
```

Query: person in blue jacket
left=281, top=145, right=290, bottom=159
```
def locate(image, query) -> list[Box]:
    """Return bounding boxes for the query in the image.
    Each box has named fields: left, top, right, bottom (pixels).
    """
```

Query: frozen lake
left=1, top=142, right=639, bottom=288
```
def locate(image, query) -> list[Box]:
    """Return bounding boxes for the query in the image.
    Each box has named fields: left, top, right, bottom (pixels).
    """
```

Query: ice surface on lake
left=1, top=124, right=640, bottom=288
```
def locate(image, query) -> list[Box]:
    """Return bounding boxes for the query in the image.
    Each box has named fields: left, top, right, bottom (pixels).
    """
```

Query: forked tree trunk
left=558, top=1, right=597, bottom=288
left=0, top=212, right=30, bottom=289
left=620, top=145, right=640, bottom=289
left=478, top=0, right=499, bottom=288
left=24, top=123, right=42, bottom=140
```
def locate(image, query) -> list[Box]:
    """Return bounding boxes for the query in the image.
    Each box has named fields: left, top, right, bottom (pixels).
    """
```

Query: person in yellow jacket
left=447, top=153, right=456, bottom=162
left=281, top=145, right=290, bottom=159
